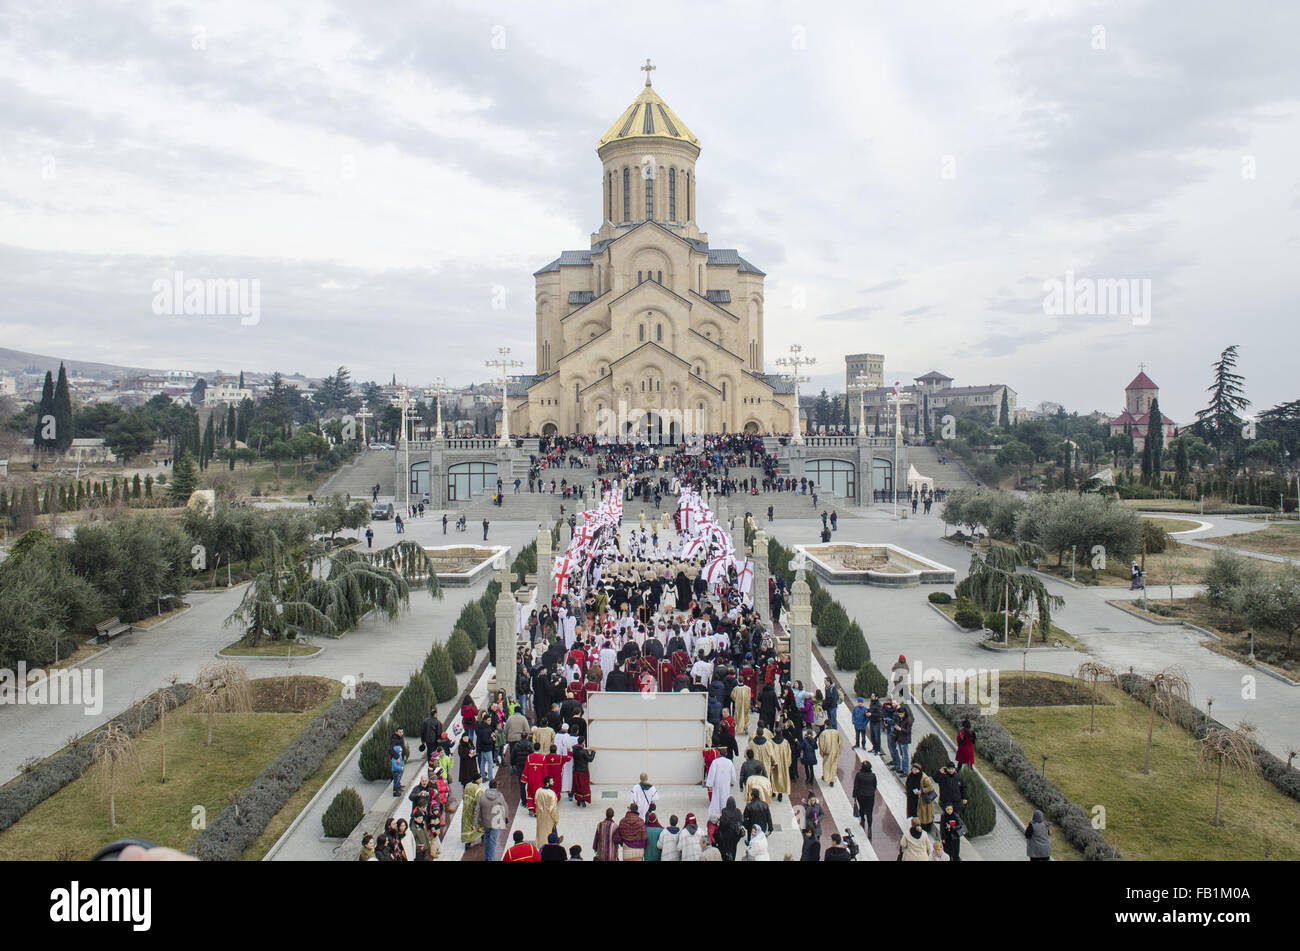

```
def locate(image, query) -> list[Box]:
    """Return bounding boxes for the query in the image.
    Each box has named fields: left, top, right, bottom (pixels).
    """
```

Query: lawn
left=1141, top=516, right=1202, bottom=535
left=0, top=676, right=343, bottom=861
left=925, top=705, right=1083, bottom=861
left=1214, top=523, right=1300, bottom=558
left=240, top=685, right=399, bottom=860
left=219, top=638, right=322, bottom=658
left=1036, top=540, right=1262, bottom=589
left=1118, top=498, right=1269, bottom=514
left=992, top=676, right=1300, bottom=861
left=933, top=601, right=1087, bottom=652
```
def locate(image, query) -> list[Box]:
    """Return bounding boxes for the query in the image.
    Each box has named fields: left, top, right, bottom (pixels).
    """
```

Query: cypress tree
left=1147, top=396, right=1164, bottom=475
left=32, top=370, right=55, bottom=453
left=53, top=362, right=73, bottom=453
left=133, top=473, right=142, bottom=499
left=144, top=474, right=154, bottom=498
left=168, top=451, right=200, bottom=504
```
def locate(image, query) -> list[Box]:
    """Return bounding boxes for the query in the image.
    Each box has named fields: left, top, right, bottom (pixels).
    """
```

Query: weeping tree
left=1141, top=666, right=1192, bottom=774
left=1199, top=724, right=1258, bottom=827
left=1075, top=661, right=1118, bottom=734
left=153, top=682, right=183, bottom=783
left=194, top=662, right=253, bottom=746
left=93, top=723, right=141, bottom=828
left=962, top=543, right=1063, bottom=644
left=225, top=539, right=438, bottom=646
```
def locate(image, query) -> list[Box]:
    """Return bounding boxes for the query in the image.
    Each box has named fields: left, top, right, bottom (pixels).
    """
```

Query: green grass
left=992, top=677, right=1300, bottom=861
left=219, top=638, right=322, bottom=657
left=240, top=685, right=399, bottom=860
left=0, top=681, right=343, bottom=861
left=926, top=706, right=1083, bottom=860
left=1215, top=523, right=1300, bottom=557
left=934, top=601, right=1087, bottom=652
left=1141, top=516, right=1202, bottom=534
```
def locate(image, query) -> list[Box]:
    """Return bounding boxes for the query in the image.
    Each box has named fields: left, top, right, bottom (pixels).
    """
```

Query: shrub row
left=0, top=683, right=194, bottom=833
left=1117, top=673, right=1300, bottom=803
left=932, top=701, right=1121, bottom=860
left=189, top=680, right=382, bottom=860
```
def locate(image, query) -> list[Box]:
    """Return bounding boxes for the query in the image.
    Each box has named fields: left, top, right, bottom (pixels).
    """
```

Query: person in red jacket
left=502, top=830, right=541, bottom=861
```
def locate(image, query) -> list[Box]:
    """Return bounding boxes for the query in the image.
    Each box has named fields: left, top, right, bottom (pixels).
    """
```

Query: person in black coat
left=799, top=826, right=821, bottom=862
left=419, top=710, right=442, bottom=752
left=742, top=788, right=773, bottom=842
left=852, top=760, right=878, bottom=839
left=757, top=683, right=778, bottom=731
left=605, top=663, right=629, bottom=692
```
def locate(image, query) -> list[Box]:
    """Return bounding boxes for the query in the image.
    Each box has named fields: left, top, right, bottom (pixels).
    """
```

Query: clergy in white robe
left=563, top=613, right=578, bottom=650
left=599, top=644, right=619, bottom=688
left=554, top=727, right=579, bottom=795
left=705, top=755, right=737, bottom=821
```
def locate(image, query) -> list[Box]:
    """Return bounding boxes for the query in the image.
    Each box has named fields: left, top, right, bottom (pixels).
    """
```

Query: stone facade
left=507, top=68, right=793, bottom=439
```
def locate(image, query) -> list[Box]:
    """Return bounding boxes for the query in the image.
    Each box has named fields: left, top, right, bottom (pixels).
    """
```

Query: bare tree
left=93, top=723, right=141, bottom=828
left=1141, top=666, right=1192, bottom=775
left=1075, top=661, right=1118, bottom=734
left=194, top=662, right=252, bottom=746
left=1199, top=724, right=1259, bottom=826
left=153, top=682, right=183, bottom=782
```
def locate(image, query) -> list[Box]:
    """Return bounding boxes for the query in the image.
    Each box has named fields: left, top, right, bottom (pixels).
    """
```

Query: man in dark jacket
left=742, top=788, right=772, bottom=842
left=758, top=683, right=778, bottom=731
left=852, top=760, right=878, bottom=839
left=420, top=711, right=442, bottom=752
left=823, top=833, right=851, bottom=861
left=867, top=694, right=884, bottom=755
left=510, top=735, right=532, bottom=787
left=605, top=662, right=628, bottom=692
left=936, top=762, right=967, bottom=815
left=739, top=748, right=766, bottom=787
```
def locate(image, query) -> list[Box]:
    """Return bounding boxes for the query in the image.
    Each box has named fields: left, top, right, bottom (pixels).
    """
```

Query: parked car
left=371, top=502, right=394, bottom=520
left=368, top=442, right=394, bottom=451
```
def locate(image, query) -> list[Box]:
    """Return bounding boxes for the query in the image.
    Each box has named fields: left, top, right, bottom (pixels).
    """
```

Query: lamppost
left=886, top=384, right=913, bottom=519
left=851, top=371, right=873, bottom=439
left=486, top=348, right=523, bottom=448
left=775, top=344, right=815, bottom=445
left=399, top=384, right=412, bottom=509
left=428, top=378, right=451, bottom=443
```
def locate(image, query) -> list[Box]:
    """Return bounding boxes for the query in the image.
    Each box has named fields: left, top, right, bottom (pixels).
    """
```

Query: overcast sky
left=1, top=0, right=1297, bottom=422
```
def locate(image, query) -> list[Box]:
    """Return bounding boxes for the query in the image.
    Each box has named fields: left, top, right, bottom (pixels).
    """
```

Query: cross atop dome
left=641, top=58, right=655, bottom=87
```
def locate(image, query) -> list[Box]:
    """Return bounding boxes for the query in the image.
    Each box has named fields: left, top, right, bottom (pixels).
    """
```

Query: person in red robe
left=568, top=647, right=587, bottom=672
left=544, top=745, right=570, bottom=794
left=523, top=744, right=547, bottom=813
left=502, top=830, right=541, bottom=861
left=571, top=741, right=595, bottom=806
left=657, top=659, right=676, bottom=693
left=702, top=746, right=721, bottom=783
left=740, top=662, right=759, bottom=696
left=671, top=649, right=690, bottom=676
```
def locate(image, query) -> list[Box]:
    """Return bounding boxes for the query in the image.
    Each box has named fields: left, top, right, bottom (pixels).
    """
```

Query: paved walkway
left=0, top=515, right=539, bottom=783
left=766, top=508, right=1300, bottom=759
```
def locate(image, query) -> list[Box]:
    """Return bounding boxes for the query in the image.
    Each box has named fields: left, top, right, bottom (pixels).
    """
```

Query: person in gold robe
left=767, top=730, right=793, bottom=801
left=817, top=725, right=843, bottom=786
left=534, top=777, right=560, bottom=847
left=744, top=772, right=773, bottom=806
left=730, top=683, right=752, bottom=734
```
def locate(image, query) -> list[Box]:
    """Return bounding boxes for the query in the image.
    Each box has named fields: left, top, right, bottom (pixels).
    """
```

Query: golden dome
left=597, top=63, right=699, bottom=149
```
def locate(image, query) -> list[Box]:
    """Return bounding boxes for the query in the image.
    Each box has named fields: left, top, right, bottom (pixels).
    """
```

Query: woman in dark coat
left=457, top=733, right=479, bottom=785
left=852, top=760, right=878, bottom=839
left=757, top=683, right=778, bottom=730
left=940, top=804, right=965, bottom=862
left=715, top=798, right=744, bottom=861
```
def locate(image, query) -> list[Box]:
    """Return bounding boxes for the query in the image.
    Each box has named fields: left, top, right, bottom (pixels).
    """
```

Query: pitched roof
left=915, top=370, right=954, bottom=382
left=1125, top=370, right=1158, bottom=390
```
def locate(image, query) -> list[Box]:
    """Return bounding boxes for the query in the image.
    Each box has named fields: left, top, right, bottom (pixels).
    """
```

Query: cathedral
left=505, top=63, right=793, bottom=440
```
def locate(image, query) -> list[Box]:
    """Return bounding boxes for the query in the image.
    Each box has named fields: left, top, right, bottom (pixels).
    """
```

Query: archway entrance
left=541, top=422, right=558, bottom=436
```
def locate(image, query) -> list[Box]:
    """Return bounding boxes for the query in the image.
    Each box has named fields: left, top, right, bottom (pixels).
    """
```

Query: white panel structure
left=587, top=692, right=707, bottom=786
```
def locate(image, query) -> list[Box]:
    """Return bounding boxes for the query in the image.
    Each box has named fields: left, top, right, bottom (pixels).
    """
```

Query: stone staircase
left=317, top=449, right=397, bottom=498
left=905, top=445, right=977, bottom=491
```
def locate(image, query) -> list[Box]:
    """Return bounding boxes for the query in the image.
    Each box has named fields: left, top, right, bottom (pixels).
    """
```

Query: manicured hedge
left=446, top=628, right=474, bottom=673
left=391, top=671, right=436, bottom=736
left=423, top=644, right=457, bottom=702
left=854, top=664, right=889, bottom=699
left=913, top=733, right=949, bottom=779
left=834, top=621, right=869, bottom=671
left=0, top=683, right=193, bottom=834
left=932, top=701, right=1121, bottom=860
left=961, top=766, right=997, bottom=836
left=321, top=786, right=364, bottom=838
left=459, top=602, right=488, bottom=649
left=359, top=715, right=397, bottom=782
left=953, top=606, right=983, bottom=629
left=190, top=680, right=382, bottom=860
left=927, top=591, right=952, bottom=604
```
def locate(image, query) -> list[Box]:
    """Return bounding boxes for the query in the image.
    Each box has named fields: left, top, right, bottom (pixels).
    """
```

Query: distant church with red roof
left=1109, top=367, right=1177, bottom=452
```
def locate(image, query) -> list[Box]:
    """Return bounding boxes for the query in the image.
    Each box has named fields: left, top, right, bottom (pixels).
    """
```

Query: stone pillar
left=790, top=568, right=813, bottom=687
left=536, top=521, right=553, bottom=606
left=494, top=567, right=518, bottom=700
left=752, top=529, right=770, bottom=619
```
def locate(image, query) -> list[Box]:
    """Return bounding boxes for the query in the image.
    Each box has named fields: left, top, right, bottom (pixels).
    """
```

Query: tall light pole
left=429, top=377, right=451, bottom=443
left=886, top=384, right=913, bottom=519
left=851, top=371, right=873, bottom=438
left=775, top=344, right=815, bottom=444
left=399, top=384, right=412, bottom=509
left=486, top=348, right=523, bottom=448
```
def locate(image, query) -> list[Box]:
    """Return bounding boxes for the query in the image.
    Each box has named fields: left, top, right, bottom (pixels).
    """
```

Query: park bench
left=95, top=616, right=133, bottom=643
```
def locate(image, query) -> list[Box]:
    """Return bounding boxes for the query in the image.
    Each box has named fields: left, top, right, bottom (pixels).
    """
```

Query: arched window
left=656, top=324, right=663, bottom=342
left=669, top=168, right=676, bottom=221
left=574, top=382, right=579, bottom=403
left=722, top=381, right=727, bottom=401
left=623, top=167, right=630, bottom=221
left=686, top=172, right=691, bottom=219
left=606, top=172, right=612, bottom=221
left=641, top=380, right=646, bottom=392
left=657, top=270, right=662, bottom=283
left=638, top=324, right=645, bottom=341
left=645, top=172, right=654, bottom=220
